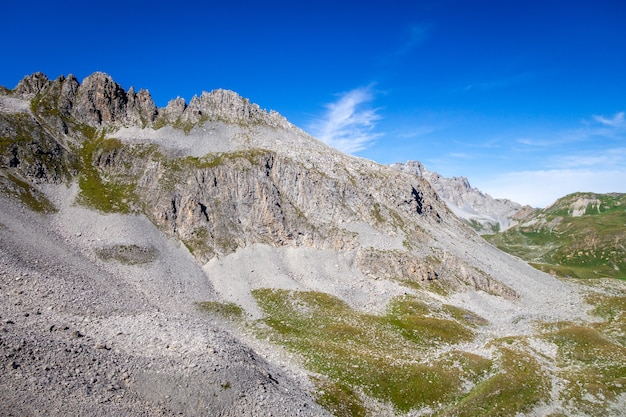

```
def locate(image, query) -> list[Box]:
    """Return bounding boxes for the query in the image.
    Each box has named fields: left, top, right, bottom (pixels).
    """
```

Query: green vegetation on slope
left=252, top=289, right=558, bottom=416
left=195, top=301, right=244, bottom=320
left=0, top=172, right=56, bottom=213
left=94, top=244, right=159, bottom=265
left=485, top=193, right=626, bottom=279
left=75, top=133, right=139, bottom=213
left=541, top=321, right=626, bottom=415
left=438, top=345, right=549, bottom=417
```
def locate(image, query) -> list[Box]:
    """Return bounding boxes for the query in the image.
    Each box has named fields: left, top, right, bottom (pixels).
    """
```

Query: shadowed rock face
left=392, top=160, right=526, bottom=233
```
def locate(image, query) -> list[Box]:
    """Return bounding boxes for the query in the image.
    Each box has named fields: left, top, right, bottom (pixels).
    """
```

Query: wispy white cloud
left=470, top=111, right=626, bottom=206
left=516, top=137, right=559, bottom=147
left=551, top=147, right=626, bottom=169
left=515, top=110, right=626, bottom=149
left=593, top=111, right=625, bottom=128
left=309, top=86, right=382, bottom=153
left=395, top=125, right=438, bottom=139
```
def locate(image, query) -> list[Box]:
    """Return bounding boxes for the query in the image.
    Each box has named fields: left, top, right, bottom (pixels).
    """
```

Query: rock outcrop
left=13, top=72, right=51, bottom=98
left=392, top=160, right=527, bottom=233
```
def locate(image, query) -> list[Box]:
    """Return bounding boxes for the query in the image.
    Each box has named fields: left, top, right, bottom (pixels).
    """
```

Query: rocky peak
left=71, top=72, right=132, bottom=125
left=13, top=72, right=51, bottom=98
left=58, top=75, right=80, bottom=114
left=125, top=86, right=158, bottom=127
left=159, top=97, right=187, bottom=123
left=391, top=160, right=427, bottom=177
left=177, top=89, right=276, bottom=126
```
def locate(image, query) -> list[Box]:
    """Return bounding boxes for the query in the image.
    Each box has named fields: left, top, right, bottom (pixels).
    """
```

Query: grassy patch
left=0, top=172, right=56, bottom=213
left=75, top=134, right=138, bottom=213
left=442, top=304, right=490, bottom=327
left=95, top=244, right=159, bottom=265
left=587, top=293, right=626, bottom=345
left=196, top=301, right=244, bottom=319
left=542, top=320, right=626, bottom=415
left=313, top=378, right=367, bottom=417
left=386, top=297, right=475, bottom=345
left=439, top=347, right=550, bottom=416
left=252, top=289, right=490, bottom=414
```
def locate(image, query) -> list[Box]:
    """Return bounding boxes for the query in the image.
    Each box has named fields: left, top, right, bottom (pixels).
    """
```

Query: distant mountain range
left=391, top=160, right=528, bottom=234
left=393, top=161, right=625, bottom=280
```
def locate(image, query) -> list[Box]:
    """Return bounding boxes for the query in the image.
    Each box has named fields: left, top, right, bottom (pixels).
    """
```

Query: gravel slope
left=0, top=189, right=330, bottom=416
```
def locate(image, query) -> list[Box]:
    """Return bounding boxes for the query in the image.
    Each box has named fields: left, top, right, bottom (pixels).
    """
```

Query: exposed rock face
left=160, top=97, right=187, bottom=123
left=70, top=72, right=158, bottom=126
left=568, top=196, right=601, bottom=217
left=392, top=160, right=527, bottom=233
left=13, top=72, right=50, bottom=98
left=124, top=86, right=158, bottom=126
left=58, top=74, right=80, bottom=115
left=13, top=72, right=285, bottom=131
left=0, top=111, right=76, bottom=182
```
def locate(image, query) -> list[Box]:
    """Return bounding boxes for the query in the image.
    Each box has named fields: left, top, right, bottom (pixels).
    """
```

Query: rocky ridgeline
left=1, top=70, right=560, bottom=303
left=392, top=160, right=527, bottom=234
left=13, top=72, right=288, bottom=129
left=1, top=72, right=513, bottom=296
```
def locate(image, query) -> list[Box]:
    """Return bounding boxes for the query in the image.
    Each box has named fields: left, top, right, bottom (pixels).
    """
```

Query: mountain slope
left=486, top=192, right=626, bottom=279
left=392, top=160, right=527, bottom=234
left=1, top=72, right=624, bottom=416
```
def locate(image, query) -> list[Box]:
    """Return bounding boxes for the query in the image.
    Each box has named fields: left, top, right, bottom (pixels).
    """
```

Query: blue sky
left=2, top=0, right=625, bottom=207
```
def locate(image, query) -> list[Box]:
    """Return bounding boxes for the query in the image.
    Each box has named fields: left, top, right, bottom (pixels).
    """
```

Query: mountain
left=392, top=160, right=527, bottom=234
left=390, top=162, right=625, bottom=280
left=1, top=72, right=625, bottom=416
left=485, top=192, right=626, bottom=280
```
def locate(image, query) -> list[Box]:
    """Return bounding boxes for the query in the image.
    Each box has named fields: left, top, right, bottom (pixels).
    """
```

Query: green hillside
left=485, top=193, right=626, bottom=280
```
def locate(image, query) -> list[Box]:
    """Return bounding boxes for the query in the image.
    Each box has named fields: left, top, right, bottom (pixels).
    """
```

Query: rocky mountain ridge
left=14, top=72, right=289, bottom=130
left=1, top=72, right=624, bottom=416
left=391, top=160, right=527, bottom=234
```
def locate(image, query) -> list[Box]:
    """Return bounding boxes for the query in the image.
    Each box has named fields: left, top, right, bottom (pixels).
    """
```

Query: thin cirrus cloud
left=478, top=111, right=626, bottom=207
left=593, top=111, right=625, bottom=128
left=309, top=86, right=382, bottom=154
left=462, top=72, right=537, bottom=93
left=549, top=147, right=626, bottom=169
left=516, top=111, right=626, bottom=148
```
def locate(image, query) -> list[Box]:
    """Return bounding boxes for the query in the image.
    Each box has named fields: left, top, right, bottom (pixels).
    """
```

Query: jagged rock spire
left=14, top=72, right=51, bottom=98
